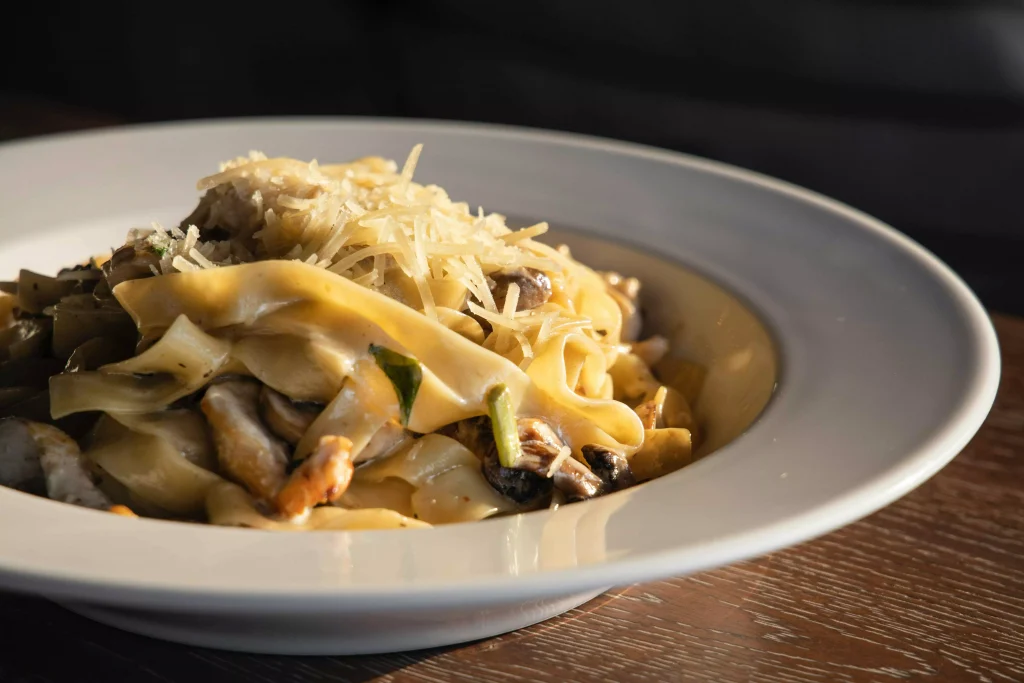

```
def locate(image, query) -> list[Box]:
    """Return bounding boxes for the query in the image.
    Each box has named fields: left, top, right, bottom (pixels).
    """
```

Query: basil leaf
left=369, top=344, right=422, bottom=427
left=487, top=383, right=521, bottom=468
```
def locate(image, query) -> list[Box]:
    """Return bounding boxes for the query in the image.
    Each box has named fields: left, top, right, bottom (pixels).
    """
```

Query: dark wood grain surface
left=0, top=106, right=1021, bottom=682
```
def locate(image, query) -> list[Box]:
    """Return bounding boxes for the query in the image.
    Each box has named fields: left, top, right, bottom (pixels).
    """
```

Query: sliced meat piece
left=274, top=435, right=354, bottom=519
left=259, top=386, right=321, bottom=445
left=201, top=380, right=289, bottom=500
left=582, top=444, right=636, bottom=492
left=0, top=417, right=44, bottom=492
left=489, top=268, right=552, bottom=312
left=24, top=420, right=111, bottom=509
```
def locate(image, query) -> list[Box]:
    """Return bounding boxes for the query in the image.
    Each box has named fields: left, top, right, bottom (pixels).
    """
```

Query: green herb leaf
left=152, top=245, right=168, bottom=258
left=369, top=344, right=422, bottom=427
left=487, top=383, right=521, bottom=468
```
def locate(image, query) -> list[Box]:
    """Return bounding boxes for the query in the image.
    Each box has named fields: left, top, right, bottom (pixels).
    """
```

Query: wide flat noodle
left=206, top=482, right=428, bottom=530
left=572, top=267, right=624, bottom=345
left=114, top=261, right=528, bottom=433
left=86, top=417, right=223, bottom=516
left=339, top=478, right=417, bottom=518
left=50, top=314, right=232, bottom=418
left=525, top=332, right=644, bottom=453
left=411, top=465, right=514, bottom=524
left=230, top=334, right=349, bottom=403
left=356, top=433, right=477, bottom=486
left=353, top=434, right=516, bottom=524
left=108, top=409, right=217, bottom=470
left=293, top=363, right=391, bottom=461
left=112, top=262, right=643, bottom=452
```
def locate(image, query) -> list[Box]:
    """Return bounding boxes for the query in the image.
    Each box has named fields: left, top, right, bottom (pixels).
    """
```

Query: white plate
left=0, top=119, right=999, bottom=654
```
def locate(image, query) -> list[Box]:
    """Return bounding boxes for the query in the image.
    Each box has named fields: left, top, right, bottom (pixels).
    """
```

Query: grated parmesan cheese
left=188, top=247, right=217, bottom=270
left=546, top=446, right=573, bottom=477
left=128, top=145, right=616, bottom=359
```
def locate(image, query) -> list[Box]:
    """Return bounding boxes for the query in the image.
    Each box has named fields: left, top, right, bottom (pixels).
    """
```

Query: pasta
left=0, top=146, right=704, bottom=530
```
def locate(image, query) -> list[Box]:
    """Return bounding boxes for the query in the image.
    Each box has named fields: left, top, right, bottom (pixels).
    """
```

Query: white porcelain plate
left=0, top=119, right=1000, bottom=654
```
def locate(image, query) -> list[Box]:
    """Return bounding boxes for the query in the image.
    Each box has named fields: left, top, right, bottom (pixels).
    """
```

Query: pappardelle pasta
left=0, top=146, right=706, bottom=530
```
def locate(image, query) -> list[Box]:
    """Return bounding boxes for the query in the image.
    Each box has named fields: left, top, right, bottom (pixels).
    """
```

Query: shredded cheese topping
left=128, top=145, right=617, bottom=365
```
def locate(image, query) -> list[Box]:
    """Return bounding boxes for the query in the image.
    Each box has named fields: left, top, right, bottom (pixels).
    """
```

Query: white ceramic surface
left=0, top=119, right=999, bottom=655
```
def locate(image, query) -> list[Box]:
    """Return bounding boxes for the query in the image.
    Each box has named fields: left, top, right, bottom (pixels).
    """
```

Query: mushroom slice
left=259, top=386, right=321, bottom=445
left=582, top=444, right=636, bottom=492
left=201, top=380, right=289, bottom=500
left=102, top=242, right=161, bottom=289
left=489, top=268, right=552, bottom=312
left=442, top=417, right=553, bottom=510
left=275, top=435, right=354, bottom=519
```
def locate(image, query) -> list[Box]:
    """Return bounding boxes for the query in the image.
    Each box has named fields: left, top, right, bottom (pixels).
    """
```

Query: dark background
left=1, top=0, right=1022, bottom=312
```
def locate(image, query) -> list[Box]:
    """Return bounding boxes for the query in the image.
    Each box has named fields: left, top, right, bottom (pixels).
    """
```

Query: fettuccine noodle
left=0, top=146, right=704, bottom=530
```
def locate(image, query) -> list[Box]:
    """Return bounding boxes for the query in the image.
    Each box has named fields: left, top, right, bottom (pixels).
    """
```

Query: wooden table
left=0, top=106, right=1021, bottom=682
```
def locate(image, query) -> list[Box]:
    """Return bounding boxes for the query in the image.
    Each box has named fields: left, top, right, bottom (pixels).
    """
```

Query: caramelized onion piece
left=274, top=435, right=354, bottom=519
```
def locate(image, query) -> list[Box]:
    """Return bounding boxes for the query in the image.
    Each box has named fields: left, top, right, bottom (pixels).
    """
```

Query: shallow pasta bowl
left=0, top=119, right=1000, bottom=654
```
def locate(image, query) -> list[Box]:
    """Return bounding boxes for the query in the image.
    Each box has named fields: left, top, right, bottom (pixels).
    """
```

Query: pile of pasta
left=0, top=147, right=702, bottom=530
